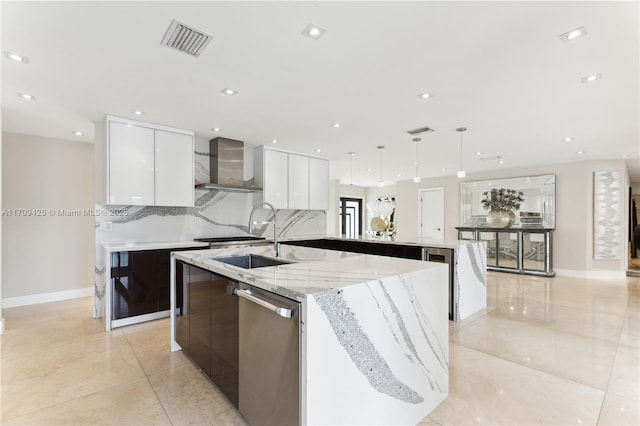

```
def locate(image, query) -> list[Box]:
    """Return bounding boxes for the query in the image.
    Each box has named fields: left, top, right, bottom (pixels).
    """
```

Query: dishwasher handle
left=234, top=288, right=295, bottom=318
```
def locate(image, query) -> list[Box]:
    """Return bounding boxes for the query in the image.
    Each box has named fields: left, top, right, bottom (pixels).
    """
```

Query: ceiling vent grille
left=160, top=19, right=212, bottom=57
left=407, top=126, right=435, bottom=135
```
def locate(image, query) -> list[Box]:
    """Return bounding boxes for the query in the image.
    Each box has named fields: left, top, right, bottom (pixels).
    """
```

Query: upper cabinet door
left=309, top=157, right=329, bottom=210
left=108, top=121, right=155, bottom=205
left=155, top=129, right=194, bottom=207
left=288, top=154, right=309, bottom=210
left=263, top=149, right=288, bottom=209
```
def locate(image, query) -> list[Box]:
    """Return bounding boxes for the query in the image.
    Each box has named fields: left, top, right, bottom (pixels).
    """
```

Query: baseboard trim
left=555, top=269, right=626, bottom=279
left=2, top=287, right=94, bottom=308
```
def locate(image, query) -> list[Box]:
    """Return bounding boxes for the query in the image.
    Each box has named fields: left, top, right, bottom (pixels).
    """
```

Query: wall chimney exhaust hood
left=195, top=137, right=263, bottom=192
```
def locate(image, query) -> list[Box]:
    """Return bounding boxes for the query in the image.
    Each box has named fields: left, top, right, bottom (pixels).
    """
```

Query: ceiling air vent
left=160, top=19, right=212, bottom=57
left=407, top=126, right=435, bottom=135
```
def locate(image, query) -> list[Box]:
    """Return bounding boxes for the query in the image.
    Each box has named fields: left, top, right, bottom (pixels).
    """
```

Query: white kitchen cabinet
left=261, top=149, right=288, bottom=209
left=155, top=129, right=194, bottom=207
left=288, top=154, right=309, bottom=210
left=254, top=146, right=328, bottom=210
left=108, top=121, right=155, bottom=205
left=309, top=157, right=329, bottom=210
left=105, top=116, right=194, bottom=207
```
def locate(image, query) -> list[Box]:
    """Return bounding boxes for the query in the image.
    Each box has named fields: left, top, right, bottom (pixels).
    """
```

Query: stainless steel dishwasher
left=236, top=283, right=300, bottom=426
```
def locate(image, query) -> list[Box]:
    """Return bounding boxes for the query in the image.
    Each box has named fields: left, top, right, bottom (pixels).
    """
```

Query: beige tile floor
left=1, top=273, right=638, bottom=425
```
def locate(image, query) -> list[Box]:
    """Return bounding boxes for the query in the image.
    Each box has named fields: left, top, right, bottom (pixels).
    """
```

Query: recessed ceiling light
left=315, top=148, right=321, bottom=153
left=212, top=127, right=221, bottom=132
left=577, top=151, right=585, bottom=155
left=72, top=131, right=84, bottom=136
left=398, top=173, right=403, bottom=177
left=563, top=137, right=573, bottom=142
left=221, top=88, right=237, bottom=96
left=581, top=73, right=602, bottom=83
left=4, top=51, right=29, bottom=63
left=559, top=26, right=587, bottom=42
left=418, top=93, right=433, bottom=99
left=133, top=110, right=143, bottom=116
left=475, top=151, right=482, bottom=156
left=620, top=154, right=629, bottom=159
left=499, top=160, right=504, bottom=164
left=367, top=168, right=372, bottom=172
left=271, top=139, right=277, bottom=144
left=441, top=168, right=446, bottom=172
left=332, top=123, right=340, bottom=128
left=17, top=92, right=35, bottom=100
left=302, top=24, right=326, bottom=40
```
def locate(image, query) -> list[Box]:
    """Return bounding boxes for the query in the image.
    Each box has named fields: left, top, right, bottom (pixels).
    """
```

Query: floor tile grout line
left=121, top=328, right=175, bottom=426
left=450, top=340, right=611, bottom=396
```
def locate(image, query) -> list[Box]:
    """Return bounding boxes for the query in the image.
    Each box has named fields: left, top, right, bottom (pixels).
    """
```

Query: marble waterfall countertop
left=172, top=244, right=450, bottom=425
left=172, top=243, right=446, bottom=301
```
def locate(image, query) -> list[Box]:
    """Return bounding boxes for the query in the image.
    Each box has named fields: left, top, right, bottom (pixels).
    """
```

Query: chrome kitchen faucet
left=248, top=202, right=280, bottom=257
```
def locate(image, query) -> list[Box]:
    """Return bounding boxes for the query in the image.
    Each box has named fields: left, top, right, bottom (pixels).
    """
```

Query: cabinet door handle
left=234, top=288, right=295, bottom=318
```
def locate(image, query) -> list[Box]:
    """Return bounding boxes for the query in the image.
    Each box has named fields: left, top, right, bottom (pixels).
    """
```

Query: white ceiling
left=2, top=1, right=638, bottom=186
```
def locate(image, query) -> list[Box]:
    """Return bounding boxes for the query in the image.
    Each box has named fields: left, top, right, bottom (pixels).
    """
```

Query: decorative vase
left=486, top=209, right=511, bottom=228
left=507, top=210, right=516, bottom=227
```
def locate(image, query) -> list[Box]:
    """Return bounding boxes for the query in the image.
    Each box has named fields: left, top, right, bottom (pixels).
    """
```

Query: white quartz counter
left=172, top=244, right=445, bottom=301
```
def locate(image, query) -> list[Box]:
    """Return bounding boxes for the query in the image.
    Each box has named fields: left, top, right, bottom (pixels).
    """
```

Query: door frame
left=418, top=187, right=445, bottom=239
left=339, top=197, right=364, bottom=238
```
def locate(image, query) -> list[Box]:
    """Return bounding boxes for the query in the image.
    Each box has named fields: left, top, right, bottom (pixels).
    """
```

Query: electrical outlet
left=100, top=221, right=112, bottom=231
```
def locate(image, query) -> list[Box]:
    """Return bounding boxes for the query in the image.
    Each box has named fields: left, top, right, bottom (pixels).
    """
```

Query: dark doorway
left=339, top=197, right=363, bottom=238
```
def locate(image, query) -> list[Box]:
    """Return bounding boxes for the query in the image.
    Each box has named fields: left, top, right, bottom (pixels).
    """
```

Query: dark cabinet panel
left=111, top=247, right=202, bottom=323
left=175, top=260, right=189, bottom=351
left=111, top=250, right=158, bottom=320
left=283, top=239, right=423, bottom=260
left=176, top=263, right=239, bottom=407
left=210, top=274, right=239, bottom=406
left=189, top=265, right=212, bottom=377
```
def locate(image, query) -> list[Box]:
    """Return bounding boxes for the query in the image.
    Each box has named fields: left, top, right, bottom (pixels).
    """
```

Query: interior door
left=420, top=188, right=445, bottom=240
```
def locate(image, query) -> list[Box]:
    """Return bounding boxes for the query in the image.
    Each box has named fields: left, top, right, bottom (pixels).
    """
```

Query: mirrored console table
left=456, top=226, right=554, bottom=277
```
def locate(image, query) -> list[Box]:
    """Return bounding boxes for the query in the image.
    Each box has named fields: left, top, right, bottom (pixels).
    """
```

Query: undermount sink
left=211, top=254, right=293, bottom=269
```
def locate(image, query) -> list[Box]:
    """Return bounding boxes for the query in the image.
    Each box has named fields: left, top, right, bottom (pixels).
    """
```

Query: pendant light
left=456, top=127, right=467, bottom=178
left=347, top=152, right=355, bottom=186
left=412, top=137, right=421, bottom=183
left=377, top=145, right=385, bottom=187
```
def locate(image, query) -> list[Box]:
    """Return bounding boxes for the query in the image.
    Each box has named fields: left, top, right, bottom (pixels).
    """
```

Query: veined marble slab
left=454, top=241, right=487, bottom=321
left=171, top=245, right=449, bottom=425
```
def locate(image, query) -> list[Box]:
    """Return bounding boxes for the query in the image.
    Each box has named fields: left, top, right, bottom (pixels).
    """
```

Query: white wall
left=2, top=132, right=95, bottom=303
left=0, top=117, right=3, bottom=332
left=395, top=160, right=629, bottom=275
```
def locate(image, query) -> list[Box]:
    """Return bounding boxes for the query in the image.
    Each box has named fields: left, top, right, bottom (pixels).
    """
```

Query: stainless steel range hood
left=195, top=137, right=262, bottom=192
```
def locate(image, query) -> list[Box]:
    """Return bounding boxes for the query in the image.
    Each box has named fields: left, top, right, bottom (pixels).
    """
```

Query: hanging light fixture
left=347, top=152, right=355, bottom=186
left=412, top=137, right=421, bottom=183
left=377, top=145, right=385, bottom=187
left=456, top=127, right=467, bottom=178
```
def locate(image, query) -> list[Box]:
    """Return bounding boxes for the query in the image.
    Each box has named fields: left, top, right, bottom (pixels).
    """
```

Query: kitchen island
left=171, top=244, right=449, bottom=426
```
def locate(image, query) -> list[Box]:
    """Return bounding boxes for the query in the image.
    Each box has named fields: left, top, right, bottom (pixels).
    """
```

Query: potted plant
left=481, top=188, right=524, bottom=227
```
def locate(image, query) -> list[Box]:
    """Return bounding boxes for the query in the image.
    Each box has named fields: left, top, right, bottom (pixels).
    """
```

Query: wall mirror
left=460, top=174, right=556, bottom=229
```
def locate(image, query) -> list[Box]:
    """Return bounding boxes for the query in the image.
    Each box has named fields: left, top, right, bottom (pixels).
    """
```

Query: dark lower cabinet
left=110, top=247, right=203, bottom=324
left=175, top=261, right=239, bottom=407
left=111, top=250, right=159, bottom=320
left=284, top=239, right=422, bottom=260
